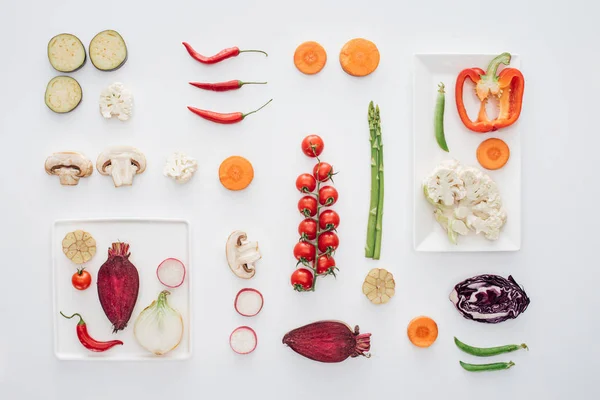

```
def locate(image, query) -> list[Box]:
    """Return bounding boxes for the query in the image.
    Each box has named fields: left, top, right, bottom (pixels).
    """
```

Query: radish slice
left=230, top=326, right=257, bottom=354
left=156, top=258, right=186, bottom=288
left=234, top=288, right=264, bottom=317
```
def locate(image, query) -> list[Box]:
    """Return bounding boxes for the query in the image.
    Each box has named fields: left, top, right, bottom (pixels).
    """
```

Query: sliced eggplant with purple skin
left=89, top=30, right=128, bottom=71
left=45, top=76, right=82, bottom=113
left=47, top=33, right=86, bottom=72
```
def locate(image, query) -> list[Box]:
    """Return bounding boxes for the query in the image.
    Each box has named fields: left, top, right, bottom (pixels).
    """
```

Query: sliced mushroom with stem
left=96, top=146, right=146, bottom=187
left=226, top=231, right=262, bottom=279
left=45, top=152, right=93, bottom=186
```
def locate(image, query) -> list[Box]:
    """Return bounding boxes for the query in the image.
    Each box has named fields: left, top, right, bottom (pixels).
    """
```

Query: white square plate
left=53, top=218, right=192, bottom=360
left=413, top=54, right=521, bottom=252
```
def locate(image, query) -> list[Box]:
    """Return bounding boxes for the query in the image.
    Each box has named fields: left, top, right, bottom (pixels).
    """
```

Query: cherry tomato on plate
left=316, top=255, right=336, bottom=275
left=72, top=269, right=92, bottom=290
left=296, top=173, right=317, bottom=193
left=319, top=210, right=340, bottom=230
left=291, top=268, right=314, bottom=291
left=298, top=219, right=318, bottom=240
left=313, top=162, right=334, bottom=182
left=298, top=196, right=318, bottom=217
left=318, top=232, right=339, bottom=253
left=301, top=135, right=324, bottom=157
left=293, top=241, right=316, bottom=262
left=318, top=186, right=338, bottom=206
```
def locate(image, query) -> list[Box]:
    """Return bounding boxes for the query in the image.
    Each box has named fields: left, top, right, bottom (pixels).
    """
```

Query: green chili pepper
left=459, top=360, right=515, bottom=372
left=434, top=82, right=449, bottom=152
left=454, top=337, right=528, bottom=357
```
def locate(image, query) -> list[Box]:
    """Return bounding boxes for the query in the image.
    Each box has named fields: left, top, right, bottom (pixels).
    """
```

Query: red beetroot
left=97, top=242, right=140, bottom=333
left=282, top=321, right=371, bottom=363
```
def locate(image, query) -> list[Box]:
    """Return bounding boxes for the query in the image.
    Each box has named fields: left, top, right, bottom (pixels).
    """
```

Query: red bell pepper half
left=455, top=53, right=525, bottom=133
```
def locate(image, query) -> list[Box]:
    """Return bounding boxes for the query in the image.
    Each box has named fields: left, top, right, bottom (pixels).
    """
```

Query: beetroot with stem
left=282, top=321, right=371, bottom=363
left=97, top=242, right=140, bottom=333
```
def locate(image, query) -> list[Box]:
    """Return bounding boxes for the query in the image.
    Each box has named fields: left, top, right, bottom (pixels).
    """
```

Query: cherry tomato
left=72, top=269, right=92, bottom=291
left=318, top=186, right=338, bottom=206
left=298, top=196, right=318, bottom=217
left=296, top=173, right=317, bottom=193
left=319, top=210, right=340, bottom=230
left=318, top=232, right=339, bottom=253
left=298, top=219, right=318, bottom=240
left=291, top=268, right=314, bottom=291
left=301, top=135, right=324, bottom=157
left=293, top=241, right=316, bottom=262
left=313, top=162, right=334, bottom=182
left=316, top=255, right=336, bottom=275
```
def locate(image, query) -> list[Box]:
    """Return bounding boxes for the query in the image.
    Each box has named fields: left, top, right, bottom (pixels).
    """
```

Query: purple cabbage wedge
left=449, top=274, right=530, bottom=323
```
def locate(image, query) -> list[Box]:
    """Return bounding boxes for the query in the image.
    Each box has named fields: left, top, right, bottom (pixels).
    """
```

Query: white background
left=0, top=0, right=598, bottom=399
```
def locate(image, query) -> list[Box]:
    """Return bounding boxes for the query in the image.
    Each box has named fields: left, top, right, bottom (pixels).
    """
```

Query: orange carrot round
left=219, top=156, right=254, bottom=191
left=407, top=316, right=438, bottom=348
left=476, top=138, right=510, bottom=170
left=294, top=41, right=327, bottom=75
left=339, top=38, right=380, bottom=77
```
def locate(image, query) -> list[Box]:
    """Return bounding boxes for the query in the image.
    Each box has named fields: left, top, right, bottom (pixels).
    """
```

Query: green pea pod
left=460, top=361, right=515, bottom=372
left=454, top=337, right=528, bottom=357
left=434, top=82, right=449, bottom=152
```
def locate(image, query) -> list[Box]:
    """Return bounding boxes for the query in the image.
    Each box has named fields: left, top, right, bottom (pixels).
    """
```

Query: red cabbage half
left=449, top=274, right=530, bottom=324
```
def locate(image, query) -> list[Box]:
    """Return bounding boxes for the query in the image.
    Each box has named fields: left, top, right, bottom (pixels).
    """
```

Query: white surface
left=413, top=54, right=521, bottom=252
left=0, top=0, right=599, bottom=399
left=53, top=218, right=191, bottom=360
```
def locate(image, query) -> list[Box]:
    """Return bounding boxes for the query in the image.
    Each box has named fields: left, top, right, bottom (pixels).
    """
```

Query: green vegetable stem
left=459, top=361, right=515, bottom=372
left=434, top=82, right=449, bottom=152
left=454, top=337, right=528, bottom=357
left=365, top=101, right=384, bottom=260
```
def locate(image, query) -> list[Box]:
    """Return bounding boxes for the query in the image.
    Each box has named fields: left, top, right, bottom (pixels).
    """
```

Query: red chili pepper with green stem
left=187, top=99, right=272, bottom=124
left=60, top=312, right=123, bottom=352
left=182, top=42, right=268, bottom=64
left=189, top=80, right=267, bottom=92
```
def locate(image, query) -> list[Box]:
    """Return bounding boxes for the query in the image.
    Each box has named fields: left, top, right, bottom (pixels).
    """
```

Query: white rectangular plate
left=53, top=218, right=192, bottom=360
left=413, top=54, right=521, bottom=252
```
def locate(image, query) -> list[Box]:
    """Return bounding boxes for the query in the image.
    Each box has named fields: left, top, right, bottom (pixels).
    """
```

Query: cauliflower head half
left=423, top=160, right=506, bottom=243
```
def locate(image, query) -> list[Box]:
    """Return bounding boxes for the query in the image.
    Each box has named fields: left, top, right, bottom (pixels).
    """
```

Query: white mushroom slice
left=45, top=152, right=93, bottom=186
left=96, top=146, right=146, bottom=187
left=226, top=231, right=261, bottom=279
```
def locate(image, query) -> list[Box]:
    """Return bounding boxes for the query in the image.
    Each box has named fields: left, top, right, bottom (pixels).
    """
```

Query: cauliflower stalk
left=423, top=160, right=506, bottom=243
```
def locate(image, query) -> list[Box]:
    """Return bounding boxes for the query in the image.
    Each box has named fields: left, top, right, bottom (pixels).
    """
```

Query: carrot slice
left=339, top=38, right=380, bottom=77
left=219, top=156, right=254, bottom=191
left=476, top=138, right=510, bottom=170
left=294, top=41, right=327, bottom=75
left=407, top=316, right=438, bottom=348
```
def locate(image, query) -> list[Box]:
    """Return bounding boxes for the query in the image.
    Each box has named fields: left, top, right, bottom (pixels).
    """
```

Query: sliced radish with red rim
left=157, top=258, right=186, bottom=288
left=234, top=288, right=264, bottom=317
left=230, top=326, right=257, bottom=354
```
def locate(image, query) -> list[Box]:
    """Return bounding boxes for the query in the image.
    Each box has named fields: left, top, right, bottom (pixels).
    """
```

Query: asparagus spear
left=373, top=104, right=384, bottom=259
left=365, top=101, right=383, bottom=258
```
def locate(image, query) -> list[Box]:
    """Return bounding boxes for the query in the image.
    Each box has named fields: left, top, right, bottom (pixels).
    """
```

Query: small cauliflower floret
left=467, top=211, right=506, bottom=240
left=99, top=82, right=133, bottom=121
left=163, top=152, right=198, bottom=184
left=423, top=161, right=466, bottom=206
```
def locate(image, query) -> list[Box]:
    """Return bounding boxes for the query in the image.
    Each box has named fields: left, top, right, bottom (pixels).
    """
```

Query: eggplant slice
left=45, top=76, right=82, bottom=113
left=47, top=33, right=86, bottom=73
left=89, top=30, right=128, bottom=71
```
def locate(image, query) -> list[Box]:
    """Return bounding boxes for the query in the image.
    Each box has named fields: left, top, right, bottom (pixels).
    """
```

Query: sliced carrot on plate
left=476, top=138, right=510, bottom=170
left=407, top=316, right=438, bottom=348
left=294, top=41, right=327, bottom=75
left=219, top=156, right=254, bottom=191
left=339, top=38, right=380, bottom=77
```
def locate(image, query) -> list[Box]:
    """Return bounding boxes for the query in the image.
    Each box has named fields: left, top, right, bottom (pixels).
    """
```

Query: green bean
left=434, top=82, right=449, bottom=152
left=454, top=337, right=528, bottom=357
left=460, top=361, right=515, bottom=372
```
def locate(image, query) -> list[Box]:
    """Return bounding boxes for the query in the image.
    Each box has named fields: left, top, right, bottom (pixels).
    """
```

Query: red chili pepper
left=182, top=42, right=268, bottom=64
left=189, top=80, right=267, bottom=92
left=455, top=52, right=525, bottom=133
left=187, top=99, right=273, bottom=124
left=60, top=312, right=123, bottom=352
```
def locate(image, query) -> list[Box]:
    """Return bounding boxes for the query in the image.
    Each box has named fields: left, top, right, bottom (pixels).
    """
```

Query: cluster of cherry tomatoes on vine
left=291, top=135, right=340, bottom=292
